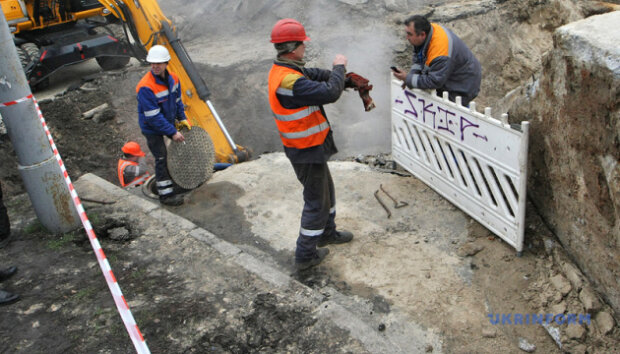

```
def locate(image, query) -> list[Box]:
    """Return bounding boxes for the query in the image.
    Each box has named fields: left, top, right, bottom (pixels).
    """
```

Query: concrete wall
left=510, top=11, right=620, bottom=317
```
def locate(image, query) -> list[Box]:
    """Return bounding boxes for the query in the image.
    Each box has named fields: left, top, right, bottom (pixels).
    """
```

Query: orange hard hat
left=122, top=141, right=145, bottom=157
left=270, top=18, right=310, bottom=43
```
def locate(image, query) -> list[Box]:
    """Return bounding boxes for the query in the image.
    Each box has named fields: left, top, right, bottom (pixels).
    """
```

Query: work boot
left=0, top=289, right=19, bottom=306
left=295, top=248, right=330, bottom=271
left=317, top=230, right=354, bottom=247
left=159, top=194, right=184, bottom=206
left=0, top=266, right=17, bottom=282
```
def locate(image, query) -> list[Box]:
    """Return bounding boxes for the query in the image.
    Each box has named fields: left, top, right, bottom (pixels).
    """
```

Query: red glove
left=345, top=72, right=376, bottom=112
left=345, top=72, right=369, bottom=88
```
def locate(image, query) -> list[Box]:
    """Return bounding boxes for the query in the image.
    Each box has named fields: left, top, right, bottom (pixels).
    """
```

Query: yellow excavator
left=1, top=0, right=250, bottom=163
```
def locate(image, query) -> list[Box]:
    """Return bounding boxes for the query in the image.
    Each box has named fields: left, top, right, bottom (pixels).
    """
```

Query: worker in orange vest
left=118, top=141, right=151, bottom=188
left=268, top=19, right=359, bottom=271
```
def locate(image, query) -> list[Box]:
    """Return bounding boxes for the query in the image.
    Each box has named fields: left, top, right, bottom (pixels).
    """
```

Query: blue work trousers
left=143, top=134, right=174, bottom=198
left=291, top=162, right=336, bottom=262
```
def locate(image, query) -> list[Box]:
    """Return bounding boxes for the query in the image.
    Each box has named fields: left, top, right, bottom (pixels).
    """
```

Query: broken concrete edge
left=524, top=196, right=619, bottom=329
left=75, top=173, right=440, bottom=353
left=551, top=247, right=618, bottom=331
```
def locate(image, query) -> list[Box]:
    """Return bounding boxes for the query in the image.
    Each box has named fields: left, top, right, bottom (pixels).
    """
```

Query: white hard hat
left=146, top=45, right=171, bottom=63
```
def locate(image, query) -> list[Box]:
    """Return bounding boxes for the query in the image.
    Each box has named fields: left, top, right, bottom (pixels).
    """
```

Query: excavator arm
left=98, top=0, right=250, bottom=163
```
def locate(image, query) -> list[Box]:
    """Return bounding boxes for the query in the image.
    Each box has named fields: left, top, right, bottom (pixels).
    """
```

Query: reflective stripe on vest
left=125, top=173, right=150, bottom=188
left=273, top=106, right=320, bottom=122
left=136, top=71, right=181, bottom=101
left=268, top=64, right=330, bottom=149
left=281, top=121, right=330, bottom=139
left=155, top=90, right=169, bottom=98
left=117, top=159, right=150, bottom=188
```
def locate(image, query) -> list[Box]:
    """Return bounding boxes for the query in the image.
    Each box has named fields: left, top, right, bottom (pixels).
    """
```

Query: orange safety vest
left=425, top=23, right=451, bottom=67
left=268, top=64, right=330, bottom=149
left=117, top=159, right=150, bottom=188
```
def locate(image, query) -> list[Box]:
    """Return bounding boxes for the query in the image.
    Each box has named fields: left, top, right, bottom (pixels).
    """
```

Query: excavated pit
left=1, top=1, right=618, bottom=353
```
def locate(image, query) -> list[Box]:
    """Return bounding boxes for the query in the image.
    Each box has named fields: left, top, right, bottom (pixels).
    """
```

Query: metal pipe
left=159, top=22, right=238, bottom=151
left=206, top=99, right=238, bottom=151
left=374, top=190, right=391, bottom=219
left=0, top=9, right=80, bottom=233
left=161, top=22, right=210, bottom=100
left=379, top=184, right=408, bottom=209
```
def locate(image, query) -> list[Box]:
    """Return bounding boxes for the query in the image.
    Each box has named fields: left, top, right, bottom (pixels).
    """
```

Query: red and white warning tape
left=0, top=94, right=34, bottom=107
left=2, top=94, right=150, bottom=354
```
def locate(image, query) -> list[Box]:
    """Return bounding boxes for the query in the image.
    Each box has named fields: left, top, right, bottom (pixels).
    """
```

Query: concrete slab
left=171, top=153, right=544, bottom=352
left=73, top=170, right=440, bottom=352
left=69, top=153, right=564, bottom=353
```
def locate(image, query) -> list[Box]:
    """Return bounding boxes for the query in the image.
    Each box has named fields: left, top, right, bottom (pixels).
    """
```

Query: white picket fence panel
left=390, top=80, right=529, bottom=252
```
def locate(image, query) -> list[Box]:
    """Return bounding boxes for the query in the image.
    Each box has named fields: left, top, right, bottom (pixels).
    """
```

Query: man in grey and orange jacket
left=393, top=15, right=482, bottom=106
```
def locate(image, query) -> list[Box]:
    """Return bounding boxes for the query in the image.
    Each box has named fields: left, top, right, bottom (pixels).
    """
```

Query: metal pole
left=0, top=9, right=80, bottom=233
left=159, top=22, right=238, bottom=152
left=206, top=99, right=238, bottom=151
left=516, top=120, right=530, bottom=255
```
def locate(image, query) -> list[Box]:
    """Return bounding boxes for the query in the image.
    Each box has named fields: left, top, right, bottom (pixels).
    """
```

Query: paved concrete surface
left=75, top=171, right=441, bottom=353
left=69, top=152, right=561, bottom=353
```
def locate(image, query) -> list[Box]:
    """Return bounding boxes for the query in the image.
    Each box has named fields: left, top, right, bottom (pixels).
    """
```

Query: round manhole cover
left=167, top=126, right=215, bottom=189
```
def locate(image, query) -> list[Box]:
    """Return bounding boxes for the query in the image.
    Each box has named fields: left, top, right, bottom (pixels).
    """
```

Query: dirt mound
left=1, top=81, right=129, bottom=196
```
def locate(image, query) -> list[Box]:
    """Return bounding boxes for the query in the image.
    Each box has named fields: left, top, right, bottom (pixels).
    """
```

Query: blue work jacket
left=136, top=70, right=187, bottom=136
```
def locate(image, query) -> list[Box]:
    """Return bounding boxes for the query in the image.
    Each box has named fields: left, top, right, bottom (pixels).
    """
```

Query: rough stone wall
left=510, top=11, right=620, bottom=317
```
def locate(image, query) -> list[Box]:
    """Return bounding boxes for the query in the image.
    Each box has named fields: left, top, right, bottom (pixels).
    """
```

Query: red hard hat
left=122, top=141, right=145, bottom=157
left=270, top=18, right=310, bottom=43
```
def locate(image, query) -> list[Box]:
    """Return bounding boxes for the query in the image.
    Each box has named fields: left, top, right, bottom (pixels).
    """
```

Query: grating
left=167, top=126, right=215, bottom=189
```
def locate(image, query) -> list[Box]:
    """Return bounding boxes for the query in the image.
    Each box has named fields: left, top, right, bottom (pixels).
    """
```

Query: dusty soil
left=0, top=72, right=128, bottom=196
left=1, top=0, right=619, bottom=353
left=181, top=153, right=620, bottom=354
left=0, top=185, right=369, bottom=353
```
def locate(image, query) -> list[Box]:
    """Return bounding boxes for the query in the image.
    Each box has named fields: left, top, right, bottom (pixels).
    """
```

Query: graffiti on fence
left=394, top=90, right=488, bottom=143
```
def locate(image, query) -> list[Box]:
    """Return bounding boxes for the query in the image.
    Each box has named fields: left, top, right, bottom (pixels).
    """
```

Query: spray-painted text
left=395, top=90, right=488, bottom=142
